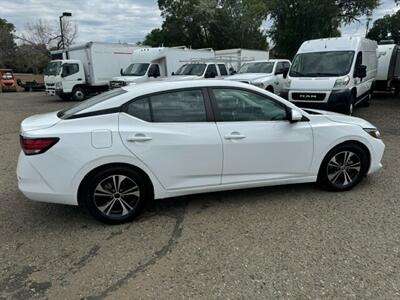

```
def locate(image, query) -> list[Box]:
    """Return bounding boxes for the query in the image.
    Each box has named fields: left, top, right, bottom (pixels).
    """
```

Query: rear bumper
left=282, top=89, right=351, bottom=113
left=16, top=152, right=77, bottom=206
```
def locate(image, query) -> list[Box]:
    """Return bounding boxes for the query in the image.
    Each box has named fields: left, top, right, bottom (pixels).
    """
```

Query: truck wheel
left=266, top=86, right=274, bottom=94
left=72, top=87, right=86, bottom=101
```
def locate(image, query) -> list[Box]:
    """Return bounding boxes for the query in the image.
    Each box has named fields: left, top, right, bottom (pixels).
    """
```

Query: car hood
left=167, top=75, right=202, bottom=81
left=20, top=111, right=60, bottom=133
left=226, top=73, right=272, bottom=82
left=289, top=77, right=337, bottom=90
left=305, top=109, right=375, bottom=128
left=111, top=76, right=146, bottom=83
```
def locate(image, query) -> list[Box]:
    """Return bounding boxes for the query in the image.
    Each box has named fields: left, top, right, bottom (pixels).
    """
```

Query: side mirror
left=171, top=72, right=175, bottom=76
left=355, top=65, right=367, bottom=79
left=148, top=66, right=160, bottom=78
left=120, top=68, right=124, bottom=76
left=289, top=108, right=303, bottom=123
left=283, top=68, right=289, bottom=79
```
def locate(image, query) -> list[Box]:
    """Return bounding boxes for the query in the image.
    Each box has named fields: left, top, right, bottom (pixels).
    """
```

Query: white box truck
left=375, top=41, right=400, bottom=94
left=44, top=42, right=140, bottom=100
left=110, top=47, right=215, bottom=88
left=215, top=48, right=269, bottom=71
left=283, top=37, right=377, bottom=115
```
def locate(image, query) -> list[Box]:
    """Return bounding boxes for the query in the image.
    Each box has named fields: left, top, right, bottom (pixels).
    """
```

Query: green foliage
left=144, top=0, right=268, bottom=50
left=267, top=0, right=380, bottom=59
left=0, top=18, right=17, bottom=68
left=367, top=10, right=400, bottom=44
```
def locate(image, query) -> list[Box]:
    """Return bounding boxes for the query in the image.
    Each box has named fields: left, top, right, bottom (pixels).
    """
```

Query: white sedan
left=17, top=80, right=385, bottom=224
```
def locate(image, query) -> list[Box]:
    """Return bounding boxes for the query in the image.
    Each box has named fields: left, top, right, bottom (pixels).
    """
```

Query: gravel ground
left=0, top=91, right=399, bottom=299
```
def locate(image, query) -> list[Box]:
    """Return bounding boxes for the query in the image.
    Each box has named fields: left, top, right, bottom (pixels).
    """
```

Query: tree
left=0, top=18, right=17, bottom=68
left=266, top=0, right=380, bottom=59
left=367, top=10, right=400, bottom=44
left=144, top=0, right=268, bottom=50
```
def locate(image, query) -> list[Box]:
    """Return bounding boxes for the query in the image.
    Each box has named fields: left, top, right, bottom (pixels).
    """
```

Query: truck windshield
left=238, top=62, right=274, bottom=74
left=123, top=63, right=150, bottom=76
left=44, top=61, right=62, bottom=76
left=174, top=64, right=206, bottom=76
left=57, top=89, right=128, bottom=119
left=290, top=51, right=355, bottom=77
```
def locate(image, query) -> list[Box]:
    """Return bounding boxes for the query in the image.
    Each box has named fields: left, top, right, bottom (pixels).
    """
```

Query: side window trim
left=207, top=86, right=290, bottom=122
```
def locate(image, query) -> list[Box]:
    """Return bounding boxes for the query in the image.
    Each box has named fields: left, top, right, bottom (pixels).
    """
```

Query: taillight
left=20, top=136, right=59, bottom=155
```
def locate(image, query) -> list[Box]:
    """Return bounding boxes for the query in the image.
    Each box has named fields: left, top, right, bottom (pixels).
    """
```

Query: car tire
left=318, top=143, right=369, bottom=191
left=72, top=87, right=86, bottom=101
left=82, top=166, right=149, bottom=224
left=266, top=86, right=274, bottom=94
left=342, top=93, right=355, bottom=115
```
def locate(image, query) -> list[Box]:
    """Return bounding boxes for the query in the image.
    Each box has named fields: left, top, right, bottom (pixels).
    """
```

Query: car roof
left=243, top=59, right=290, bottom=63
left=78, top=79, right=300, bottom=114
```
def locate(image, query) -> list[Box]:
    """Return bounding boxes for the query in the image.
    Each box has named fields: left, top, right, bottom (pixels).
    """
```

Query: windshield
left=123, top=63, right=149, bottom=76
left=57, top=89, right=127, bottom=119
left=1, top=72, right=13, bottom=80
left=174, top=64, right=206, bottom=76
left=290, top=51, right=355, bottom=77
left=44, top=61, right=62, bottom=76
left=238, top=62, right=274, bottom=74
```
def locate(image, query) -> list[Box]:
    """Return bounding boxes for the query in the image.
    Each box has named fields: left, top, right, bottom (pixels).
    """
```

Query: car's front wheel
left=82, top=167, right=148, bottom=224
left=318, top=143, right=369, bottom=191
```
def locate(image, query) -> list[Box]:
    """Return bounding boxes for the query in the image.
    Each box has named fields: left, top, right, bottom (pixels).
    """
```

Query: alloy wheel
left=326, top=151, right=361, bottom=187
left=93, top=175, right=140, bottom=217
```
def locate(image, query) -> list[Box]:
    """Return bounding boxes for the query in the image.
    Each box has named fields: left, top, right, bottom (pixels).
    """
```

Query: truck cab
left=171, top=62, right=229, bottom=80
left=282, top=37, right=377, bottom=115
left=0, top=69, right=17, bottom=92
left=110, top=63, right=161, bottom=88
left=44, top=59, right=86, bottom=100
left=224, top=60, right=291, bottom=95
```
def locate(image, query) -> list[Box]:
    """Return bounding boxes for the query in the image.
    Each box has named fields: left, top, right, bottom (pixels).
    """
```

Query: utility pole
left=59, top=12, right=72, bottom=58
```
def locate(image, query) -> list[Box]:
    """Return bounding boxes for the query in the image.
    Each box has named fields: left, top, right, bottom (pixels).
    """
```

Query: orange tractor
left=0, top=69, right=17, bottom=92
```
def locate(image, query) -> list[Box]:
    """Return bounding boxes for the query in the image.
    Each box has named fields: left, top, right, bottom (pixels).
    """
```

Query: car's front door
left=119, top=88, right=223, bottom=190
left=210, top=87, right=314, bottom=184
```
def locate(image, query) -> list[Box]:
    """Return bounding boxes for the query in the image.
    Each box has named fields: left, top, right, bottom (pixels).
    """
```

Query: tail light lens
left=20, top=136, right=59, bottom=155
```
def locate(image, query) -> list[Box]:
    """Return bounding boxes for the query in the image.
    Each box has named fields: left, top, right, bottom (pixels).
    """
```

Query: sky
left=1, top=0, right=399, bottom=46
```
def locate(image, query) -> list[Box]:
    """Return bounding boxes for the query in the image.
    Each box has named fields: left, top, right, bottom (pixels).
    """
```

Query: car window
left=150, top=89, right=207, bottom=122
left=126, top=97, right=151, bottom=122
left=275, top=62, right=285, bottom=74
left=218, top=64, right=228, bottom=76
left=212, top=88, right=287, bottom=122
left=205, top=64, right=218, bottom=78
left=63, top=63, right=79, bottom=76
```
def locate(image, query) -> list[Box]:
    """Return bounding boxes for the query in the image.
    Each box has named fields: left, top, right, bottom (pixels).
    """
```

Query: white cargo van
left=375, top=41, right=400, bottom=94
left=283, top=37, right=377, bottom=115
left=45, top=42, right=140, bottom=101
left=224, top=59, right=291, bottom=95
left=110, top=47, right=215, bottom=88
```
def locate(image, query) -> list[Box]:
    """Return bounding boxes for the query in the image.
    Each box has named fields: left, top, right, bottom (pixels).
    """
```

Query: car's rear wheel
left=318, top=143, right=369, bottom=191
left=83, top=167, right=148, bottom=224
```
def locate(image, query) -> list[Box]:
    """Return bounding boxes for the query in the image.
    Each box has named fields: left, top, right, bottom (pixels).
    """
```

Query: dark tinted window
left=63, top=63, right=79, bottom=76
left=150, top=90, right=207, bottom=122
left=212, top=88, right=287, bottom=122
left=127, top=97, right=151, bottom=122
left=218, top=64, right=228, bottom=76
left=205, top=64, right=217, bottom=78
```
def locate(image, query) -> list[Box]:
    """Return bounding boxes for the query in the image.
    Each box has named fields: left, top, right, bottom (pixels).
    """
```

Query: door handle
left=77, top=78, right=82, bottom=81
left=224, top=132, right=246, bottom=140
left=127, top=134, right=152, bottom=142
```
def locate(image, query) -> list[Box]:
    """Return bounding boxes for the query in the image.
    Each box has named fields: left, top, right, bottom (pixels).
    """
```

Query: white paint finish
left=17, top=80, right=385, bottom=207
left=119, top=114, right=223, bottom=190
left=216, top=121, right=314, bottom=184
left=91, top=130, right=112, bottom=149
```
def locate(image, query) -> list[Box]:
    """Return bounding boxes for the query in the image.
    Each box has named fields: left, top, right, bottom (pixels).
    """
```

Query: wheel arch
left=318, top=140, right=371, bottom=176
left=77, top=162, right=155, bottom=206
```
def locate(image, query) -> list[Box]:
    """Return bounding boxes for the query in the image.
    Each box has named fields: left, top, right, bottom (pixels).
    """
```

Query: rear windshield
left=57, top=89, right=127, bottom=119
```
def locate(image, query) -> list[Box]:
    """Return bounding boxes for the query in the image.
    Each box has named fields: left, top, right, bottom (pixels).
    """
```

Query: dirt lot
left=0, top=91, right=400, bottom=299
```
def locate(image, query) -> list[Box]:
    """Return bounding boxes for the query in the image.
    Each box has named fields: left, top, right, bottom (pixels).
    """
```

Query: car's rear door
left=209, top=87, right=314, bottom=184
left=119, top=88, right=223, bottom=190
